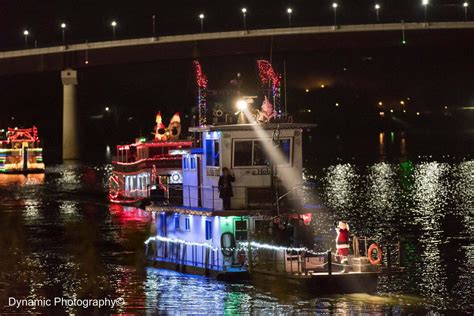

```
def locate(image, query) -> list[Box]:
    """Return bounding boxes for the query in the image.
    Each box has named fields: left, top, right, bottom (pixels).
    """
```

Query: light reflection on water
left=0, top=159, right=471, bottom=314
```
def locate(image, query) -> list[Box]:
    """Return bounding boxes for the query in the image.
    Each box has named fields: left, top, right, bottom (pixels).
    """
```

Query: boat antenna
left=283, top=59, right=287, bottom=119
left=272, top=125, right=281, bottom=216
left=268, top=36, right=273, bottom=100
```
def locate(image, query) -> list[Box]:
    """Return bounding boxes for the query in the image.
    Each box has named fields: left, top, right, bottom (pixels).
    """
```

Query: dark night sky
left=0, top=0, right=471, bottom=48
left=0, top=1, right=473, bottom=158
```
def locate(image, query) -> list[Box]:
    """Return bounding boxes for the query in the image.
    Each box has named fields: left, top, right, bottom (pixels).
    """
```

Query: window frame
left=205, top=220, right=212, bottom=240
left=232, top=137, right=293, bottom=168
left=205, top=139, right=220, bottom=167
left=174, top=214, right=180, bottom=230
left=184, top=217, right=191, bottom=231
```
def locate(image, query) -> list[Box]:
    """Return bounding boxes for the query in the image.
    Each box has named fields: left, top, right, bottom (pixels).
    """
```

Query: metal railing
left=146, top=239, right=227, bottom=271
left=175, top=184, right=304, bottom=210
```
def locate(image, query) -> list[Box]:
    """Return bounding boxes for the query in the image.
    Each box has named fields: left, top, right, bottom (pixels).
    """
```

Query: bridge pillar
left=61, top=69, right=80, bottom=160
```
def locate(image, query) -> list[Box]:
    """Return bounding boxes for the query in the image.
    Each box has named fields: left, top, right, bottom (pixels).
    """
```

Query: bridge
left=0, top=21, right=472, bottom=160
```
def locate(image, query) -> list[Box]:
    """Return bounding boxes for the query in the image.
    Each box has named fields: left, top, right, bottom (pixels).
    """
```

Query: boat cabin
left=182, top=123, right=311, bottom=211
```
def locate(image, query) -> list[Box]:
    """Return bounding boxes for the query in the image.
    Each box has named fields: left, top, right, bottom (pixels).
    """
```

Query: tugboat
left=0, top=126, right=45, bottom=173
left=108, top=112, right=193, bottom=206
left=143, top=98, right=400, bottom=292
left=142, top=60, right=402, bottom=292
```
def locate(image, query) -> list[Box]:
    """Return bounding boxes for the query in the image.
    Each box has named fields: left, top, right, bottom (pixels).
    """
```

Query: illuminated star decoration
left=193, top=60, right=208, bottom=126
left=257, top=60, right=282, bottom=118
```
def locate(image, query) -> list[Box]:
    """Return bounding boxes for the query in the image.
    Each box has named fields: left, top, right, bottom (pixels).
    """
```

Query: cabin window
left=184, top=217, right=191, bottom=231
left=233, top=138, right=292, bottom=167
left=205, top=139, right=220, bottom=167
left=234, top=219, right=248, bottom=241
left=183, top=157, right=188, bottom=170
left=253, top=141, right=271, bottom=166
left=174, top=214, right=180, bottom=230
left=190, top=156, right=196, bottom=170
left=205, top=220, right=212, bottom=240
left=234, top=141, right=253, bottom=166
left=279, top=139, right=291, bottom=164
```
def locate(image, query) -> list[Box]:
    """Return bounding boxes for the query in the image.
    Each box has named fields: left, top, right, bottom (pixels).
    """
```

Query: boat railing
left=351, top=235, right=402, bottom=269
left=145, top=238, right=229, bottom=272
left=163, top=184, right=302, bottom=211
left=238, top=236, right=402, bottom=275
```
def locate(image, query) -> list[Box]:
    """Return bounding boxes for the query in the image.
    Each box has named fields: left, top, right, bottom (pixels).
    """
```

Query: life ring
left=367, top=243, right=382, bottom=265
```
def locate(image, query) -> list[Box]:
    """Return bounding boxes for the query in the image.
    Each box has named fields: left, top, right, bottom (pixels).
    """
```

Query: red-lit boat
left=108, top=112, right=193, bottom=205
left=0, top=126, right=45, bottom=173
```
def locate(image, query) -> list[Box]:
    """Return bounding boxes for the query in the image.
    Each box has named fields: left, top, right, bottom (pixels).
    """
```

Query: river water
left=0, top=132, right=472, bottom=314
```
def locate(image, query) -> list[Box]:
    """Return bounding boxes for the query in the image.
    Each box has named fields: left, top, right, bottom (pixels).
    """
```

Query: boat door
left=22, top=143, right=28, bottom=171
left=197, top=156, right=202, bottom=207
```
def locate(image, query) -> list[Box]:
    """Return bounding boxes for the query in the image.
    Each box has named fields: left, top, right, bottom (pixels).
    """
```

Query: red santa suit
left=336, top=226, right=350, bottom=259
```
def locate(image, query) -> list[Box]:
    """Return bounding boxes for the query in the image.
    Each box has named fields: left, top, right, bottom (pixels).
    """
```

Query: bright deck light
left=236, top=99, right=248, bottom=111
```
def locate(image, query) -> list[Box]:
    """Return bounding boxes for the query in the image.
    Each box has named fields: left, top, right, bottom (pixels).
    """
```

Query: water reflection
left=0, top=160, right=472, bottom=313
left=0, top=173, right=44, bottom=186
left=412, top=162, right=449, bottom=308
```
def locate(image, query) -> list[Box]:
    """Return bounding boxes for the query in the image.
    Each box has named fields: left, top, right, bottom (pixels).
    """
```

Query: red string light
left=193, top=60, right=208, bottom=126
left=257, top=60, right=280, bottom=89
left=193, top=60, right=208, bottom=89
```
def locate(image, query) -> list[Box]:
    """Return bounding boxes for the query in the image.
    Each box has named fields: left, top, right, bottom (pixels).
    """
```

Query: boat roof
left=189, top=123, right=316, bottom=133
left=145, top=204, right=274, bottom=217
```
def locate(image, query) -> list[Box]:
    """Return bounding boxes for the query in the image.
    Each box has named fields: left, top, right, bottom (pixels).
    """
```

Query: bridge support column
left=61, top=69, right=79, bottom=160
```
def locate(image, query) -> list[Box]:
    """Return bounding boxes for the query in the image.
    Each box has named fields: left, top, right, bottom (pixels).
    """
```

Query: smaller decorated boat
left=0, top=126, right=45, bottom=173
left=108, top=112, right=193, bottom=206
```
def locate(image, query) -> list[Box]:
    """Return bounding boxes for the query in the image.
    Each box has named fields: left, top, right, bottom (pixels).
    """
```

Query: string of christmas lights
left=144, top=235, right=327, bottom=256
left=193, top=60, right=208, bottom=126
left=256, top=60, right=282, bottom=118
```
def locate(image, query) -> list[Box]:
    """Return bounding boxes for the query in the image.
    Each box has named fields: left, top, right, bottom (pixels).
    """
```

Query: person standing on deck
left=335, top=221, right=350, bottom=264
left=218, top=167, right=235, bottom=210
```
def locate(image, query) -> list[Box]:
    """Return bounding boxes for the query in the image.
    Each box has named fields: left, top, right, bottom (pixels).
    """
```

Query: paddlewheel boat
left=0, top=126, right=45, bottom=173
left=108, top=112, right=193, bottom=205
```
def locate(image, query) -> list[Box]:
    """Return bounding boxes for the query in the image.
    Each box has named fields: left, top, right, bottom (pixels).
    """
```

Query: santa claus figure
left=336, top=221, right=350, bottom=264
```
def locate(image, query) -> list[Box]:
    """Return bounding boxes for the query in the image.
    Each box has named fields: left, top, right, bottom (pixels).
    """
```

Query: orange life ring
left=367, top=243, right=382, bottom=265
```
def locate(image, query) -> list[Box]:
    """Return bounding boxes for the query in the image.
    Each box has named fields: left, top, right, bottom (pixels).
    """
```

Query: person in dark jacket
left=218, top=167, right=235, bottom=210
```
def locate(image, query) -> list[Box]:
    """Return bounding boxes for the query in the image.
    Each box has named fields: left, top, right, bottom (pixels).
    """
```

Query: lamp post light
left=199, top=13, right=205, bottom=32
left=242, top=8, right=247, bottom=30
left=287, top=8, right=293, bottom=26
left=111, top=20, right=117, bottom=39
left=375, top=4, right=381, bottom=22
left=332, top=3, right=338, bottom=26
left=463, top=2, right=469, bottom=20
left=422, top=0, right=429, bottom=23
left=61, top=23, right=66, bottom=45
left=23, top=30, right=29, bottom=48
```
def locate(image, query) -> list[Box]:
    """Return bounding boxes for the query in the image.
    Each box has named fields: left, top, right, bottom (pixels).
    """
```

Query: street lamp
left=332, top=3, right=338, bottom=26
left=375, top=4, right=381, bottom=22
left=422, top=0, right=429, bottom=23
left=199, top=13, right=205, bottom=32
left=241, top=8, right=247, bottom=30
left=111, top=20, right=117, bottom=39
left=463, top=2, right=469, bottom=20
left=287, top=8, right=293, bottom=26
left=23, top=30, right=29, bottom=48
left=61, top=23, right=66, bottom=45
